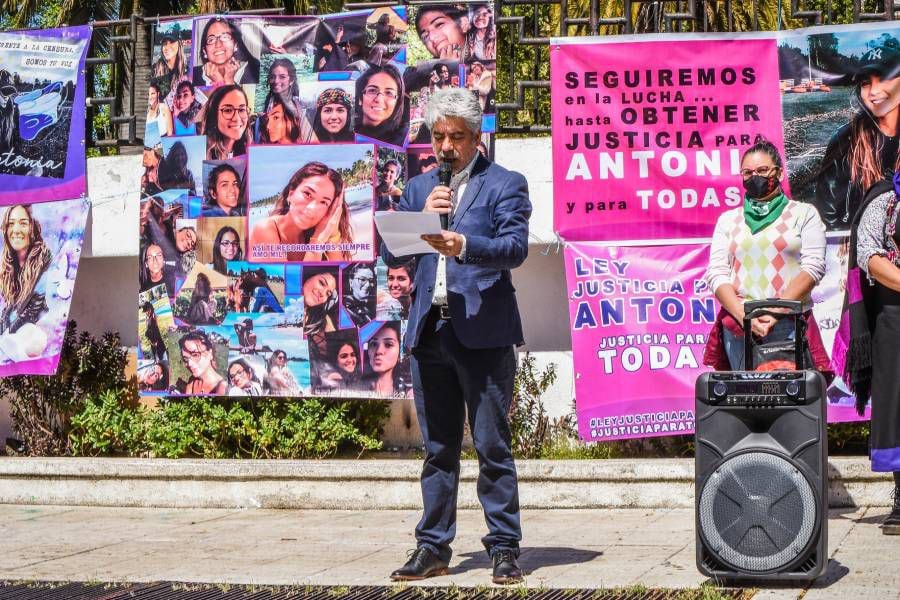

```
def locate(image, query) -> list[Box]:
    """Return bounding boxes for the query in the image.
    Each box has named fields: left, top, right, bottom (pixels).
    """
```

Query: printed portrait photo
left=780, top=27, right=900, bottom=230
left=201, top=157, right=247, bottom=217
left=247, top=143, right=375, bottom=263
left=164, top=327, right=230, bottom=396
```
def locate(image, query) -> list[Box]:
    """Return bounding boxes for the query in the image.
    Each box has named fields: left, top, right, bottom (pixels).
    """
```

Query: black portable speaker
left=695, top=302, right=828, bottom=581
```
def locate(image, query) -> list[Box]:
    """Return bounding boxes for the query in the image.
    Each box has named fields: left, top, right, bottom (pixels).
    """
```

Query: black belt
left=432, top=304, right=451, bottom=319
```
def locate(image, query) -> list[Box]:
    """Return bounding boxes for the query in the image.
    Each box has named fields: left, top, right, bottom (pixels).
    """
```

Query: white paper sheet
left=374, top=211, right=442, bottom=257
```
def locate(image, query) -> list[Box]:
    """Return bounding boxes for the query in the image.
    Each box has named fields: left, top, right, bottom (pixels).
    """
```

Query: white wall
left=1, top=138, right=576, bottom=446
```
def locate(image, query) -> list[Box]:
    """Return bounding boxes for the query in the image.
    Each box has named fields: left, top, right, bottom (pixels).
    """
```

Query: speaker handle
left=742, top=299, right=806, bottom=370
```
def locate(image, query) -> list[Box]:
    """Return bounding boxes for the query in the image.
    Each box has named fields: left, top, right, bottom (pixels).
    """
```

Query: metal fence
left=85, top=0, right=899, bottom=148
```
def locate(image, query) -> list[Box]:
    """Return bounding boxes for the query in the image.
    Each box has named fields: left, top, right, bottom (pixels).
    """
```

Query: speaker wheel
left=698, top=450, right=818, bottom=573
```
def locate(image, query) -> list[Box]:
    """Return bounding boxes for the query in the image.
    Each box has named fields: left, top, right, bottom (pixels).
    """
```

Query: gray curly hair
left=423, top=88, right=482, bottom=136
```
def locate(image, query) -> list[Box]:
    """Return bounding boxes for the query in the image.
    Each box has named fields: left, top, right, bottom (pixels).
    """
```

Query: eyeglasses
left=228, top=368, right=245, bottom=379
left=353, top=275, right=375, bottom=284
left=740, top=166, right=777, bottom=179
left=219, top=105, right=249, bottom=119
left=220, top=240, right=240, bottom=248
left=363, top=86, right=398, bottom=101
left=145, top=252, right=164, bottom=262
left=205, top=32, right=234, bottom=46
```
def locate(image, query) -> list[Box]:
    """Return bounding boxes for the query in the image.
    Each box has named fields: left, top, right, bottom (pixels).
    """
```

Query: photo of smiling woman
left=204, top=85, right=252, bottom=160
left=816, top=44, right=900, bottom=230
left=0, top=205, right=51, bottom=339
left=354, top=63, right=408, bottom=147
left=250, top=161, right=353, bottom=262
left=209, top=226, right=243, bottom=275
left=192, top=17, right=259, bottom=87
left=313, top=88, right=354, bottom=143
left=310, top=330, right=364, bottom=393
left=151, top=29, right=187, bottom=98
left=202, top=163, right=245, bottom=217
left=413, top=4, right=468, bottom=61
left=138, top=360, right=169, bottom=392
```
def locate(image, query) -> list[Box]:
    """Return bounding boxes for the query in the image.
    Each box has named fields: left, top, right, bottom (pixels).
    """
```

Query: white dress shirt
left=431, top=155, right=477, bottom=306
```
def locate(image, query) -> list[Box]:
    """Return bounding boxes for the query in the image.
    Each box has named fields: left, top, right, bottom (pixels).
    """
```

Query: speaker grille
left=698, top=451, right=817, bottom=573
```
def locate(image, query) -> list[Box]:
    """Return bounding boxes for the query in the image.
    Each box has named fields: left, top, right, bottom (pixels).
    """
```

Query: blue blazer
left=382, top=154, right=532, bottom=351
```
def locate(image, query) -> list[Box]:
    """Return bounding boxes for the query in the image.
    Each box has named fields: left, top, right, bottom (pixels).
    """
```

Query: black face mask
left=743, top=174, right=778, bottom=199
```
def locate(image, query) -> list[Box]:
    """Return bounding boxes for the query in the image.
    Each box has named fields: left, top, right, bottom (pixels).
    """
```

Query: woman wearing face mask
left=703, top=136, right=832, bottom=375
left=815, top=44, right=900, bottom=230
left=201, top=164, right=244, bottom=217
left=250, top=161, right=353, bottom=262
left=209, top=226, right=243, bottom=275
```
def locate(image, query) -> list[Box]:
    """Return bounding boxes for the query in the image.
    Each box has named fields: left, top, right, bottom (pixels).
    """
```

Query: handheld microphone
left=438, top=160, right=453, bottom=230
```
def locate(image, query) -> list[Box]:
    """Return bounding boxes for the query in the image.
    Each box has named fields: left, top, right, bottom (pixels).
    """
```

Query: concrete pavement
left=0, top=505, right=897, bottom=598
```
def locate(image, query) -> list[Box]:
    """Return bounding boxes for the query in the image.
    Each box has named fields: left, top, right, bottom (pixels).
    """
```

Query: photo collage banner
left=138, top=4, right=498, bottom=398
left=552, top=23, right=900, bottom=440
left=0, top=25, right=91, bottom=377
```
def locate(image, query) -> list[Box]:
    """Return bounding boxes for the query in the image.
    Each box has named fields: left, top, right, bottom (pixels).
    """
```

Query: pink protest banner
left=565, top=242, right=714, bottom=442
left=551, top=35, right=785, bottom=243
left=565, top=237, right=865, bottom=442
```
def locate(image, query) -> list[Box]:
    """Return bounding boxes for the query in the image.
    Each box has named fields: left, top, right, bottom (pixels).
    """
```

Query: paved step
left=0, top=457, right=893, bottom=509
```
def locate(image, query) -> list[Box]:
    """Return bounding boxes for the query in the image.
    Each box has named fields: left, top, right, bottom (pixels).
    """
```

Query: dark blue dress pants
left=410, top=309, right=521, bottom=562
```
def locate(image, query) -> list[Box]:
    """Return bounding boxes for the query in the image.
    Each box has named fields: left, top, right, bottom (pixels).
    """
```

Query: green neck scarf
left=743, top=192, right=788, bottom=234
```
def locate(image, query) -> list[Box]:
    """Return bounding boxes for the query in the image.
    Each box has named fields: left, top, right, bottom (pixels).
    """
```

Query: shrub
left=69, top=395, right=386, bottom=459
left=0, top=321, right=135, bottom=456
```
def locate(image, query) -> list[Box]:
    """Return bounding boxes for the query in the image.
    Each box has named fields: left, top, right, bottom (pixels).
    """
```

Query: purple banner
left=0, top=198, right=90, bottom=376
left=0, top=25, right=91, bottom=205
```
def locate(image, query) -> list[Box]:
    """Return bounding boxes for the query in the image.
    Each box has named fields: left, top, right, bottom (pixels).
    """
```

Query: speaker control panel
left=703, top=371, right=807, bottom=407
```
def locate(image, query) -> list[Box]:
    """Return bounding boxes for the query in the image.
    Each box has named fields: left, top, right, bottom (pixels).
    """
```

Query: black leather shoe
left=390, top=547, right=449, bottom=581
left=491, top=549, right=523, bottom=584
left=883, top=485, right=900, bottom=535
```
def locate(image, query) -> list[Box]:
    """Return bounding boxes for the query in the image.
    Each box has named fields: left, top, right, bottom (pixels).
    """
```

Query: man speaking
left=383, top=88, right=532, bottom=584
